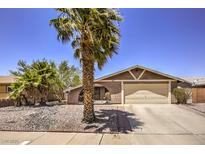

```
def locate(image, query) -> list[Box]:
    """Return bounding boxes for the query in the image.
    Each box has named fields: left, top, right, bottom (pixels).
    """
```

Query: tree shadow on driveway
left=84, top=108, right=144, bottom=133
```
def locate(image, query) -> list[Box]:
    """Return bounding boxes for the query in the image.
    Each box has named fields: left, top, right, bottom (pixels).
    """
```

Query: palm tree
left=50, top=8, right=122, bottom=123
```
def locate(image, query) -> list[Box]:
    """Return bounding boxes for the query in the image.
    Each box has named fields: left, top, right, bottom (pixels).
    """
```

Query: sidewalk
left=0, top=131, right=205, bottom=145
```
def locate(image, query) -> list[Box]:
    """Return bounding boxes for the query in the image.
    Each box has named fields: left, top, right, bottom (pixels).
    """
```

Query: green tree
left=58, top=60, right=81, bottom=88
left=50, top=8, right=122, bottom=122
left=10, top=59, right=57, bottom=105
left=54, top=60, right=81, bottom=100
left=10, top=59, right=81, bottom=105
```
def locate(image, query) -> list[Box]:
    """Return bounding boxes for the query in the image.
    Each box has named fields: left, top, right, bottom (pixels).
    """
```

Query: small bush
left=173, top=88, right=191, bottom=104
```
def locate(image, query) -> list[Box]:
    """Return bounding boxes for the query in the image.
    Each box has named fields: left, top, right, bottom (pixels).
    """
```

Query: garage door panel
left=124, top=83, right=168, bottom=104
left=125, top=99, right=168, bottom=104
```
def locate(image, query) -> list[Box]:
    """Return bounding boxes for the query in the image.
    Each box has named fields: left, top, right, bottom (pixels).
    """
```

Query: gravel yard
left=0, top=104, right=135, bottom=133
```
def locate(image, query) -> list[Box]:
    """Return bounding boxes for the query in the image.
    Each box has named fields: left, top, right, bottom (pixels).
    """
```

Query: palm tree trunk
left=82, top=58, right=95, bottom=123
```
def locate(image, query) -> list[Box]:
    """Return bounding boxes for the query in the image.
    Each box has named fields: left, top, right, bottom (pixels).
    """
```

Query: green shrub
left=173, top=88, right=191, bottom=104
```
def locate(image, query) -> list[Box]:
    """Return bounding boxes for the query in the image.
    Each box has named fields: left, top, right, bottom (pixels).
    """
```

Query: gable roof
left=64, top=65, right=188, bottom=92
left=0, top=76, right=19, bottom=84
left=95, top=65, right=186, bottom=82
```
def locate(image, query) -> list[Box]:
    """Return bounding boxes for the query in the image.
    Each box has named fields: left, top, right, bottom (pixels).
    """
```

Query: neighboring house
left=65, top=65, right=192, bottom=104
left=0, top=76, right=18, bottom=99
left=183, top=77, right=205, bottom=103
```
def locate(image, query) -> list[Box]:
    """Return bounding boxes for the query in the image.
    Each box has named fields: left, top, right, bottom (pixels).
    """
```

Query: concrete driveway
left=124, top=104, right=205, bottom=135
left=0, top=104, right=205, bottom=144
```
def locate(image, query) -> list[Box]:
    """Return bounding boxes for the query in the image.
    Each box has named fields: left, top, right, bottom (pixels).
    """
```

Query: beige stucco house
left=0, top=76, right=18, bottom=99
left=65, top=65, right=192, bottom=105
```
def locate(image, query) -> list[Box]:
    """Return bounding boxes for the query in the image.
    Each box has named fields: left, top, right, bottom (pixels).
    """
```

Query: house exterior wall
left=105, top=72, right=134, bottom=80
left=0, top=93, right=9, bottom=99
left=95, top=82, right=121, bottom=104
left=0, top=84, right=10, bottom=99
left=67, top=87, right=83, bottom=104
left=141, top=71, right=171, bottom=80
left=130, top=68, right=144, bottom=79
left=67, top=82, right=122, bottom=104
left=170, top=81, right=178, bottom=103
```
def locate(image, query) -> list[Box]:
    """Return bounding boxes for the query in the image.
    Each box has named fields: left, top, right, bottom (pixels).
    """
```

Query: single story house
left=65, top=65, right=194, bottom=105
left=0, top=76, right=18, bottom=99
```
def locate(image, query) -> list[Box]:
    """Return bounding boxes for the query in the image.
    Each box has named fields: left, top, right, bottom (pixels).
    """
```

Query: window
left=7, top=86, right=12, bottom=93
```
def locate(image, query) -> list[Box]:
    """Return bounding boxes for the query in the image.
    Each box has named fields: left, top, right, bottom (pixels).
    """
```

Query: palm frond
left=50, top=8, right=123, bottom=69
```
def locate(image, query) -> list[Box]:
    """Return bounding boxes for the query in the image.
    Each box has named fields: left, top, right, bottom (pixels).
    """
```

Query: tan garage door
left=124, top=83, right=168, bottom=104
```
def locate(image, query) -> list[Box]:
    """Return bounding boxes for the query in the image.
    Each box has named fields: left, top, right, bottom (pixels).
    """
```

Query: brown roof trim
left=0, top=76, right=19, bottom=84
left=64, top=65, right=190, bottom=92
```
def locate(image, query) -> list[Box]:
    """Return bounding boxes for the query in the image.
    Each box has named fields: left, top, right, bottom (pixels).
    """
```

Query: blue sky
left=0, top=8, right=205, bottom=77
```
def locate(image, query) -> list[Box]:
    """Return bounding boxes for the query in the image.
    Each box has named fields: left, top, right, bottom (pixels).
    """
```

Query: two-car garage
left=124, top=82, right=169, bottom=104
